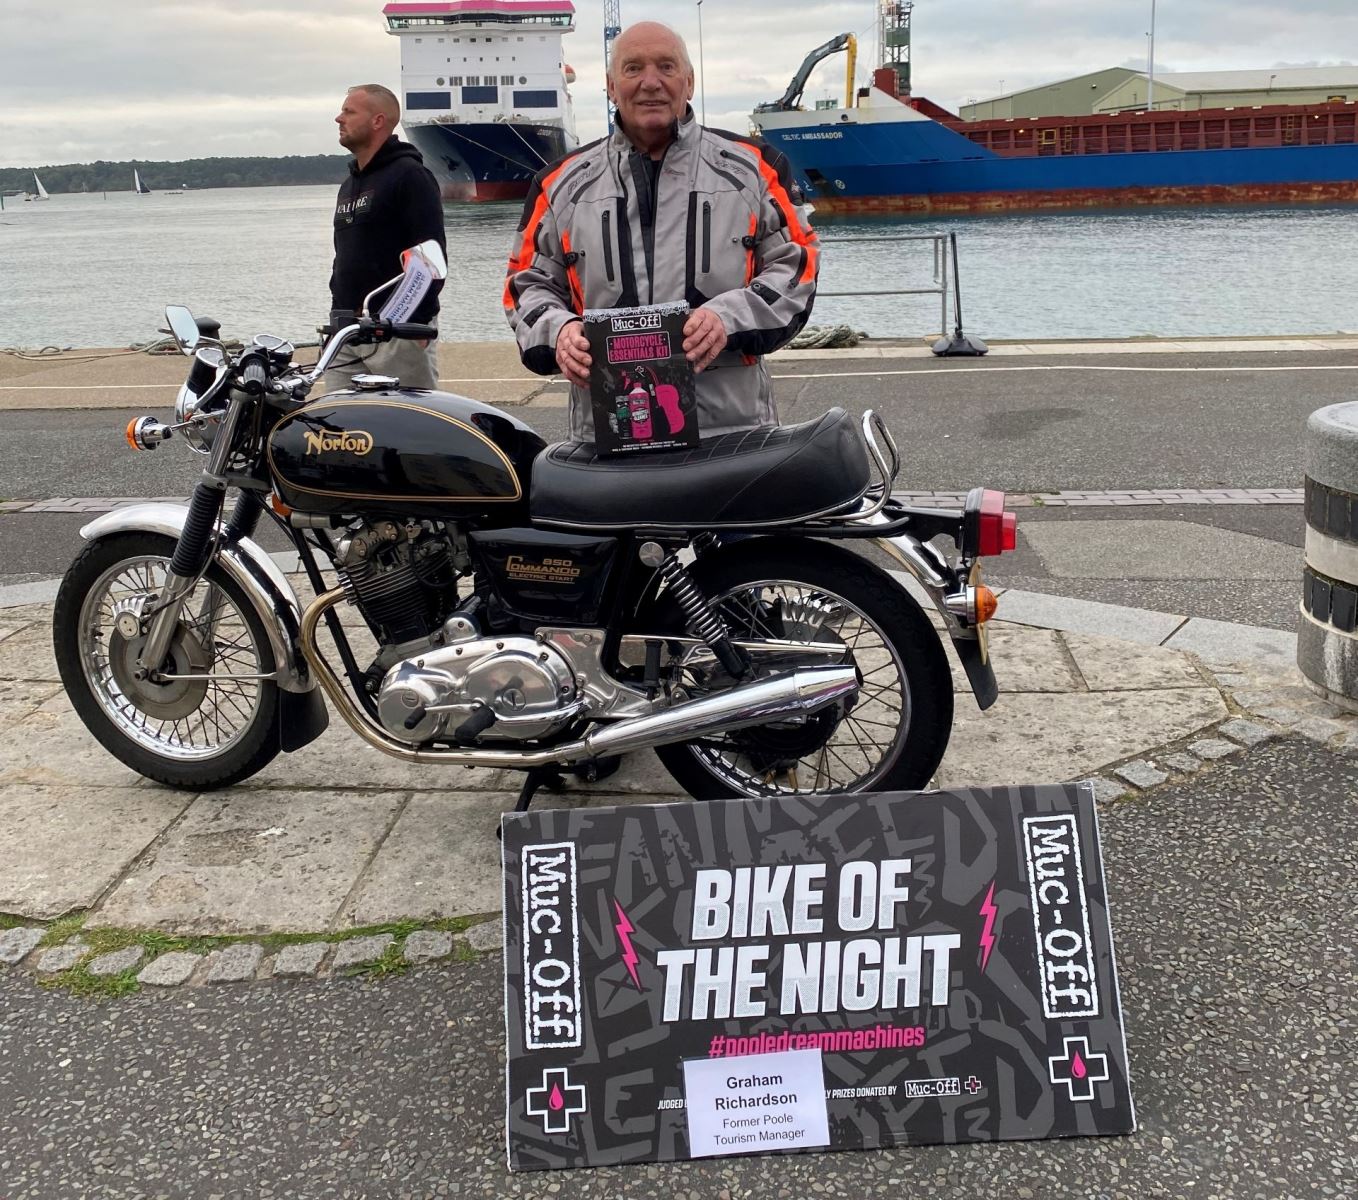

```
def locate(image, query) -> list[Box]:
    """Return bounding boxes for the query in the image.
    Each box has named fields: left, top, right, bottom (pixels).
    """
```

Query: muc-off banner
left=501, top=785, right=1134, bottom=1171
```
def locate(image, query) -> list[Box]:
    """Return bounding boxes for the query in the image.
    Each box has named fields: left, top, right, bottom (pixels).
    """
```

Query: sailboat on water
left=27, top=172, right=50, bottom=201
left=133, top=169, right=151, bottom=195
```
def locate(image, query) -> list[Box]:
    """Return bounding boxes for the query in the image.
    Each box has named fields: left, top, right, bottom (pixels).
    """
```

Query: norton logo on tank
left=303, top=429, right=374, bottom=456
left=502, top=784, right=1135, bottom=1171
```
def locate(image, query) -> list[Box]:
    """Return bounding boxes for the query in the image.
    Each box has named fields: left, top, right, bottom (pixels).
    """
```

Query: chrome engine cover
left=376, top=635, right=578, bottom=744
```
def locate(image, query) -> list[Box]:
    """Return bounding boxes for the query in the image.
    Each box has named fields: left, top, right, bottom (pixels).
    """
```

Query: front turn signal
left=125, top=416, right=172, bottom=451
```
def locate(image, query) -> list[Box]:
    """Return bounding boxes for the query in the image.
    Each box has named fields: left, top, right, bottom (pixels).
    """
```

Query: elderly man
left=504, top=21, right=819, bottom=440
left=326, top=83, right=446, bottom=392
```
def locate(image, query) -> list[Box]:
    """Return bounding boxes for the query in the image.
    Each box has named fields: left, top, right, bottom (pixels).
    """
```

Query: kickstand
left=496, top=766, right=566, bottom=839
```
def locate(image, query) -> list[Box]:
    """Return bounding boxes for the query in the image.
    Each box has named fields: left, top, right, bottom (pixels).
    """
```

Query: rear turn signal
left=976, top=489, right=1017, bottom=556
left=975, top=585, right=999, bottom=624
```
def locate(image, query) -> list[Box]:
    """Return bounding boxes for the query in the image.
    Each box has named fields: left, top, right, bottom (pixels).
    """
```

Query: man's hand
left=555, top=321, right=591, bottom=387
left=683, top=308, right=728, bottom=374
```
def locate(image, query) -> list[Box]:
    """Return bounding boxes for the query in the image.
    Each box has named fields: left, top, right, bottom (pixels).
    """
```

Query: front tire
left=649, top=540, right=954, bottom=800
left=53, top=533, right=281, bottom=789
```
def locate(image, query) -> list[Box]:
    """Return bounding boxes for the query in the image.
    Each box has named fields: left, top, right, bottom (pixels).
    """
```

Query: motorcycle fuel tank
left=267, top=388, right=546, bottom=518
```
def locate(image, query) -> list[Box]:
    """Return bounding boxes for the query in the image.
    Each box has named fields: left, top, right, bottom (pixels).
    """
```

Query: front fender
left=79, top=503, right=313, bottom=695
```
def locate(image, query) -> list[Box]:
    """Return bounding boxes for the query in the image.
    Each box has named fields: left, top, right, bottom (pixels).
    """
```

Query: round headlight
left=175, top=347, right=227, bottom=456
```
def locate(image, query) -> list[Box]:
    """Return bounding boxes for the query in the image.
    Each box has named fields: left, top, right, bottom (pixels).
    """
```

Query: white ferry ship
left=384, top=0, right=580, bottom=202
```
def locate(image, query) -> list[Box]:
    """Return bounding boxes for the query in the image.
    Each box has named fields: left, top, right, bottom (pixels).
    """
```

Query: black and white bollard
left=1299, top=403, right=1358, bottom=710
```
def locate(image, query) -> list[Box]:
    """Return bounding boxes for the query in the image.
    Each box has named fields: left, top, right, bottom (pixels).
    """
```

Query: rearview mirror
left=164, top=305, right=199, bottom=355
left=407, top=239, right=448, bottom=280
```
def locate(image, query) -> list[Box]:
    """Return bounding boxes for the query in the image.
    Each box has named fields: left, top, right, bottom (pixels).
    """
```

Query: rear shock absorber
left=646, top=544, right=749, bottom=679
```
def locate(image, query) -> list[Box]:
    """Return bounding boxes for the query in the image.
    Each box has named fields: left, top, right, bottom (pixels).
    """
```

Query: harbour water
left=1, top=184, right=1355, bottom=349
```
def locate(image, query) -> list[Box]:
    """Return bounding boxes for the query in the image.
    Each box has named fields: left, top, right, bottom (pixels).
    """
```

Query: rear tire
left=52, top=533, right=281, bottom=789
left=648, top=540, right=953, bottom=800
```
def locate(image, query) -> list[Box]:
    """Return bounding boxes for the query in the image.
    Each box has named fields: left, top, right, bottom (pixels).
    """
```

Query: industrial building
left=962, top=66, right=1358, bottom=121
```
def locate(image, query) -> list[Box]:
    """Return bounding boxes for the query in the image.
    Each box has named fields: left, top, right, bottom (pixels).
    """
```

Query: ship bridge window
left=406, top=91, right=451, bottom=111
left=462, top=85, right=499, bottom=105
left=450, top=76, right=463, bottom=86
left=514, top=90, right=558, bottom=109
left=501, top=75, right=514, bottom=85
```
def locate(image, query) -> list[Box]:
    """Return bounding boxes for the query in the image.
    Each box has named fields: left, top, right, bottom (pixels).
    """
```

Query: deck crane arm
left=754, top=32, right=857, bottom=113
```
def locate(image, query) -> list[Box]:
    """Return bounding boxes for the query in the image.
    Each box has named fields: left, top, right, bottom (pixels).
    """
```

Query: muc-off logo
left=1023, top=815, right=1100, bottom=1019
left=902, top=1077, right=960, bottom=1099
left=522, top=843, right=583, bottom=1050
left=609, top=311, right=662, bottom=332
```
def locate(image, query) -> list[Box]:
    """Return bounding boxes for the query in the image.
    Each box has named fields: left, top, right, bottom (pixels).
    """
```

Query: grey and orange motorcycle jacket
left=504, top=109, right=821, bottom=441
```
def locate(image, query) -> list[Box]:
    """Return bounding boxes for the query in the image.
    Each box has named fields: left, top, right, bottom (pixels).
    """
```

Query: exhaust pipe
left=583, top=665, right=859, bottom=759
left=300, top=587, right=858, bottom=767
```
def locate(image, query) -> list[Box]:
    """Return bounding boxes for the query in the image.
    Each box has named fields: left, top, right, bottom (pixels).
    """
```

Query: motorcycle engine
left=336, top=520, right=458, bottom=647
left=375, top=631, right=579, bottom=745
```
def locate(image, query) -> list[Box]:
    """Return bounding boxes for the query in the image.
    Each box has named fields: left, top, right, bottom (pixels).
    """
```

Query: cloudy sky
left=3, top=0, right=1356, bottom=167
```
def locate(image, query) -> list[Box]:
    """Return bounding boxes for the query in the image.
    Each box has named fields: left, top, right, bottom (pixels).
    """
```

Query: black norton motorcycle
left=53, top=243, right=1017, bottom=809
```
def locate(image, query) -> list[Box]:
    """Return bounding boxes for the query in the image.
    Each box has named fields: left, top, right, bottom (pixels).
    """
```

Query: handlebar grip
left=389, top=323, right=438, bottom=341
left=240, top=358, right=268, bottom=395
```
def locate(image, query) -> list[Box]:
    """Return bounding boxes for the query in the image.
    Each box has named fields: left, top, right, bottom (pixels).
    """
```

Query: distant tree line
left=0, top=155, right=352, bottom=195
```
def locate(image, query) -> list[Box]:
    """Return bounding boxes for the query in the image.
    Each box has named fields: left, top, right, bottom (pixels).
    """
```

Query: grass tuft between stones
left=14, top=912, right=493, bottom=998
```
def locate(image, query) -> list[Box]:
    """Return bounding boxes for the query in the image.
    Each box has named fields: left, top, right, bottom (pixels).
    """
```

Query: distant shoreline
left=0, top=154, right=350, bottom=196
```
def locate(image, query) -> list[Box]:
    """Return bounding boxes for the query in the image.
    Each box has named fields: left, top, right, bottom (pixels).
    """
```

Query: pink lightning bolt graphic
left=613, top=900, right=642, bottom=989
left=978, top=882, right=999, bottom=971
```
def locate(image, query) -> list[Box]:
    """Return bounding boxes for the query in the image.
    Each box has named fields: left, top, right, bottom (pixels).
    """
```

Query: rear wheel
left=649, top=541, right=953, bottom=800
left=52, top=533, right=281, bottom=789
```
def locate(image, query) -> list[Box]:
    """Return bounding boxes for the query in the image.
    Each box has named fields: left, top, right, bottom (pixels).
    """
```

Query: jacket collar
left=611, top=105, right=698, bottom=158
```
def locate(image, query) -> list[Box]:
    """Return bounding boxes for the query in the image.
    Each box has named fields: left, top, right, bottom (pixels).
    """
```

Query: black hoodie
left=330, top=135, right=446, bottom=326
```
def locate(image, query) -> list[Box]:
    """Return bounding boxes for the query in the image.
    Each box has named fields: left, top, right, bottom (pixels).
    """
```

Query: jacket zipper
left=602, top=210, right=615, bottom=283
left=701, top=201, right=712, bottom=274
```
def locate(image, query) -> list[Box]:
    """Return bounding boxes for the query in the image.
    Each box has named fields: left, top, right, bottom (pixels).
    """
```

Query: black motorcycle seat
left=529, top=407, right=872, bottom=530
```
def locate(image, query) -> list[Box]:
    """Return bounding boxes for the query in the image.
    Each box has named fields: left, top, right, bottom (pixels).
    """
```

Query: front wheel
left=649, top=540, right=954, bottom=800
left=52, top=532, right=281, bottom=789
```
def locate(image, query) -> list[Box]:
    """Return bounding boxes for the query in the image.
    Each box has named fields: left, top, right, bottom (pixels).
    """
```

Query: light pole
left=1146, top=0, right=1157, bottom=112
left=696, top=0, right=706, bottom=124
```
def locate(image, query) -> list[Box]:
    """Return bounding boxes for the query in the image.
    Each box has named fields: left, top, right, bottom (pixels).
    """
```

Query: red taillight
left=977, top=489, right=1017, bottom=556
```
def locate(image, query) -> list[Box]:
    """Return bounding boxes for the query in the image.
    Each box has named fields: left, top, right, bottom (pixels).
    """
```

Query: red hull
left=438, top=179, right=532, bottom=203
left=808, top=178, right=1358, bottom=217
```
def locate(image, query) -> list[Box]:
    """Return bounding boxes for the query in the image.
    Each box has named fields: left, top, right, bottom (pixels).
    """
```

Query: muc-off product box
left=583, top=303, right=698, bottom=454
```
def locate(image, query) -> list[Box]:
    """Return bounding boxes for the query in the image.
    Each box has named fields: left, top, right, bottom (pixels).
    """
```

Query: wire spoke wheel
left=78, top=555, right=264, bottom=760
left=651, top=541, right=953, bottom=801
left=54, top=533, right=281, bottom=788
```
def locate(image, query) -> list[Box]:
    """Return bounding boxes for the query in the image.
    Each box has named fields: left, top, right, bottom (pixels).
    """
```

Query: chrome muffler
left=300, top=586, right=859, bottom=767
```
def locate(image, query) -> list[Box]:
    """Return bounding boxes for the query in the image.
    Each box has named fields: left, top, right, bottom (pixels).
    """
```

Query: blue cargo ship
left=753, top=49, right=1358, bottom=216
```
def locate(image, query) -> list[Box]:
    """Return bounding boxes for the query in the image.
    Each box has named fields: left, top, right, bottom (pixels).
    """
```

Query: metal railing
left=814, top=230, right=986, bottom=355
left=815, top=231, right=952, bottom=339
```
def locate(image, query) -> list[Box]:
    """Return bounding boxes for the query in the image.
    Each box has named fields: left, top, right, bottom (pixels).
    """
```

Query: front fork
left=137, top=485, right=265, bottom=672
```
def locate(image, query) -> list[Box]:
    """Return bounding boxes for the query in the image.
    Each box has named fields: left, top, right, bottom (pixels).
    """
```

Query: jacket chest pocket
left=566, top=195, right=636, bottom=307
left=687, top=190, right=758, bottom=305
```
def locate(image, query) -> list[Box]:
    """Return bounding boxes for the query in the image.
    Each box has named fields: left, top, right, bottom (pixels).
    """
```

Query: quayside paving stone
left=0, top=784, right=188, bottom=920
left=272, top=942, right=328, bottom=978
left=1292, top=716, right=1350, bottom=744
left=206, top=943, right=263, bottom=983
left=92, top=789, right=406, bottom=935
left=137, top=951, right=201, bottom=987
left=330, top=935, right=392, bottom=971
left=1061, top=631, right=1205, bottom=691
left=0, top=926, right=43, bottom=964
left=86, top=946, right=143, bottom=977
left=938, top=688, right=1228, bottom=788
left=3, top=694, right=146, bottom=788
left=0, top=620, right=60, bottom=682
left=1160, top=752, right=1204, bottom=773
left=0, top=677, right=62, bottom=732
left=945, top=626, right=1079, bottom=694
left=344, top=791, right=518, bottom=926
left=1082, top=777, right=1127, bottom=804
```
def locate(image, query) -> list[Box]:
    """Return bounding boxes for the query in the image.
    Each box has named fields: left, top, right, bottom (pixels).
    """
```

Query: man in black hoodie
left=325, top=83, right=446, bottom=392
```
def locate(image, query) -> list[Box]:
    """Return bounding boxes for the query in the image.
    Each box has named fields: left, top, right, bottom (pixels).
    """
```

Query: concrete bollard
left=1299, top=402, right=1358, bottom=711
